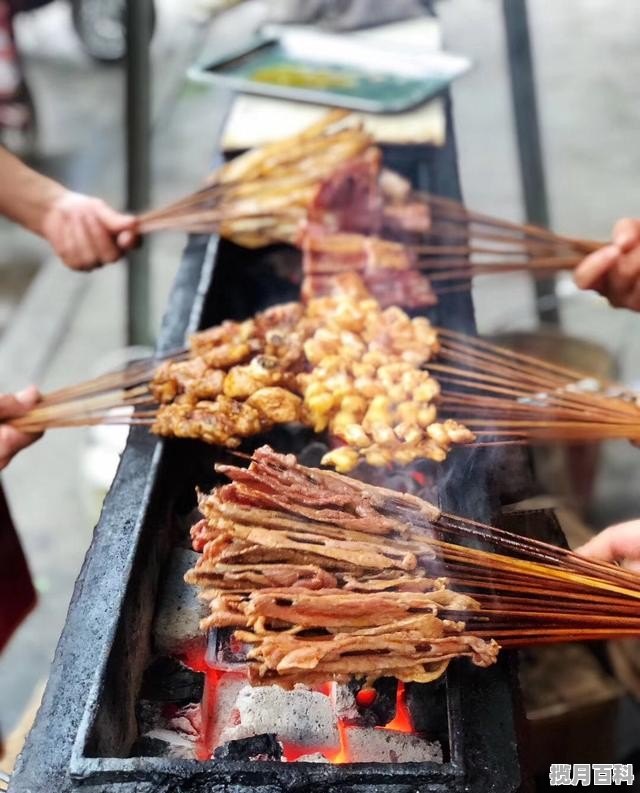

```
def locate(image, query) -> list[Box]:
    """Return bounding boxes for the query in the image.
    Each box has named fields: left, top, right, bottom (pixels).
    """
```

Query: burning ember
left=189, top=662, right=444, bottom=764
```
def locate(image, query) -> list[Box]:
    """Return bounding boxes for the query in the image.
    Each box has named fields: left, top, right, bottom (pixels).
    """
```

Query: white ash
left=168, top=703, right=201, bottom=739
left=345, top=727, right=442, bottom=764
left=332, top=683, right=359, bottom=722
left=210, top=674, right=246, bottom=749
left=143, top=728, right=196, bottom=759
left=219, top=685, right=339, bottom=750
left=294, top=752, right=330, bottom=763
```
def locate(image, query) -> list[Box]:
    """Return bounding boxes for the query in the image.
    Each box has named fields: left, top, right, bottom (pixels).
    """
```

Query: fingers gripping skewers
left=185, top=447, right=640, bottom=687
left=6, top=276, right=640, bottom=457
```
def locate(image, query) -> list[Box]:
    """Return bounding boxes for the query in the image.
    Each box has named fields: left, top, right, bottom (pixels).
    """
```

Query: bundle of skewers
left=135, top=110, right=603, bottom=304
left=8, top=278, right=640, bottom=464
left=185, top=446, right=640, bottom=687
left=9, top=284, right=473, bottom=471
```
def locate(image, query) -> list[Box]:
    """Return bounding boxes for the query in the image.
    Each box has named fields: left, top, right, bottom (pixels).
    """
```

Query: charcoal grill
left=9, top=102, right=552, bottom=793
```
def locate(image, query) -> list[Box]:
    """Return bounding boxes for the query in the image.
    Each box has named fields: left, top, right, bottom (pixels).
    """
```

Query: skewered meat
left=305, top=270, right=437, bottom=310
left=151, top=282, right=474, bottom=470
left=223, top=357, right=295, bottom=399
left=300, top=227, right=415, bottom=274
left=298, top=222, right=437, bottom=309
left=154, top=397, right=263, bottom=447
left=382, top=203, right=432, bottom=235
left=244, top=621, right=498, bottom=680
left=185, top=447, right=500, bottom=687
left=246, top=387, right=302, bottom=424
left=308, top=150, right=383, bottom=235
left=307, top=150, right=432, bottom=238
left=152, top=358, right=225, bottom=403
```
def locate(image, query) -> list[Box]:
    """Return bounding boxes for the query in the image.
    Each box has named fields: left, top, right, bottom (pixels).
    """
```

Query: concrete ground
left=2, top=0, right=640, bottom=747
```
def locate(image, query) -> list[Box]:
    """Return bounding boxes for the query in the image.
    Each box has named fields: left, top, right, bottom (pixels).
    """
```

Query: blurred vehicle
left=2, top=0, right=155, bottom=151
left=70, top=0, right=156, bottom=63
left=14, top=0, right=156, bottom=63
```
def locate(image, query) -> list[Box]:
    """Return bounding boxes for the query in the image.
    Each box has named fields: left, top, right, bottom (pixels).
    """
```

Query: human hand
left=40, top=191, right=138, bottom=271
left=0, top=386, right=42, bottom=470
left=574, top=218, right=640, bottom=310
left=575, top=519, right=640, bottom=571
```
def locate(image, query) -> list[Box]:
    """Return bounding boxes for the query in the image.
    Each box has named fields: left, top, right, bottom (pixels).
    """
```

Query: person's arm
left=0, top=387, right=41, bottom=470
left=0, top=147, right=137, bottom=270
left=574, top=218, right=640, bottom=310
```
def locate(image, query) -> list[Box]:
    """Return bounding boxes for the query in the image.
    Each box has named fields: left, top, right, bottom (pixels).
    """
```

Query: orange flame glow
left=181, top=647, right=208, bottom=674
left=325, top=718, right=350, bottom=764
left=381, top=682, right=414, bottom=733
left=196, top=668, right=221, bottom=760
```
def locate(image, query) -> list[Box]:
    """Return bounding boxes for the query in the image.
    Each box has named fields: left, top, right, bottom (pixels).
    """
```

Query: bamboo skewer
left=415, top=190, right=602, bottom=253
left=5, top=324, right=640, bottom=447
left=424, top=258, right=582, bottom=281
left=184, top=449, right=640, bottom=678
left=131, top=110, right=604, bottom=290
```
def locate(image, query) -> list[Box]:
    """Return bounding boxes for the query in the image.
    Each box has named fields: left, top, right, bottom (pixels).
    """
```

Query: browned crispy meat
left=222, top=357, right=294, bottom=399
left=185, top=447, right=500, bottom=687
left=246, top=387, right=302, bottom=424
left=150, top=286, right=473, bottom=471
left=153, top=397, right=262, bottom=447
left=309, top=150, right=384, bottom=235
left=189, top=318, right=256, bottom=356
left=152, top=358, right=225, bottom=403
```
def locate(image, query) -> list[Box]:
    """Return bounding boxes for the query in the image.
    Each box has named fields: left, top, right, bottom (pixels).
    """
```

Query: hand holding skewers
left=0, top=145, right=137, bottom=271
left=0, top=387, right=41, bottom=470
left=38, top=191, right=138, bottom=271
left=576, top=520, right=640, bottom=572
left=574, top=218, right=640, bottom=310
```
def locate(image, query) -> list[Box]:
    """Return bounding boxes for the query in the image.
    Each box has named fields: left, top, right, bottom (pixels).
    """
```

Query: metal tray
left=188, top=29, right=471, bottom=114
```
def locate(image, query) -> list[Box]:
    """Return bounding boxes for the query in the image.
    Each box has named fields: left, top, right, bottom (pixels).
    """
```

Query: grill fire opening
left=132, top=436, right=450, bottom=767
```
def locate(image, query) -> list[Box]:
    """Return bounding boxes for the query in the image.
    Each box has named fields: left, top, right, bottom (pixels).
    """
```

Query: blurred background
left=1, top=0, right=640, bottom=779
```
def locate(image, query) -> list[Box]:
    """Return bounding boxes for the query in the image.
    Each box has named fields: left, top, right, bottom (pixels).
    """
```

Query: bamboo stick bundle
left=297, top=226, right=592, bottom=309
left=135, top=109, right=603, bottom=284
left=433, top=327, right=640, bottom=444
left=185, top=446, right=640, bottom=687
left=5, top=282, right=640, bottom=457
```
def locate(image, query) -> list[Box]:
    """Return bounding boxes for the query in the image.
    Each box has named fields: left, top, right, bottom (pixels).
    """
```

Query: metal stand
left=502, top=0, right=558, bottom=323
left=125, top=0, right=153, bottom=346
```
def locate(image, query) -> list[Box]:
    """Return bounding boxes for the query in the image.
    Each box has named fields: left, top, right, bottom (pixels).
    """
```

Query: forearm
left=0, top=146, right=66, bottom=236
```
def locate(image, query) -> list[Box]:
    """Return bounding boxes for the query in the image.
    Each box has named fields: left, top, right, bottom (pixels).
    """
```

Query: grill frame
left=9, top=108, right=536, bottom=793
